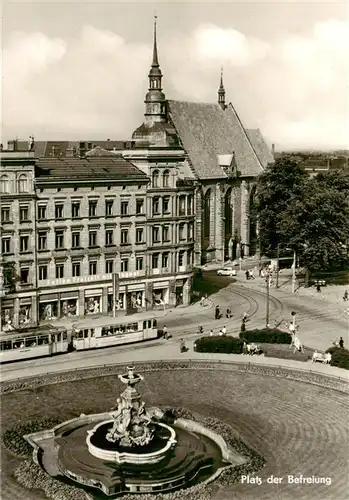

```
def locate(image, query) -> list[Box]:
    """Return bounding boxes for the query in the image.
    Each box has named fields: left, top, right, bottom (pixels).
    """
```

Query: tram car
left=72, top=315, right=158, bottom=351
left=0, top=325, right=68, bottom=363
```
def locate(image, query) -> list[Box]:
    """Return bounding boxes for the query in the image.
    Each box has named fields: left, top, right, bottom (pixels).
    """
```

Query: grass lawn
left=192, top=270, right=235, bottom=303
left=262, top=343, right=314, bottom=362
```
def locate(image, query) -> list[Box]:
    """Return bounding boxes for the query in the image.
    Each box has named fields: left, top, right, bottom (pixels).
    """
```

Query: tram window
left=78, top=331, right=84, bottom=339
left=25, top=337, right=37, bottom=347
left=120, top=325, right=126, bottom=333
left=13, top=340, right=23, bottom=349
left=83, top=329, right=89, bottom=338
left=57, top=332, right=62, bottom=342
left=102, top=327, right=108, bottom=337
left=0, top=341, right=12, bottom=351
left=90, top=329, right=95, bottom=337
left=153, top=319, right=157, bottom=328
left=63, top=331, right=68, bottom=340
left=129, top=323, right=137, bottom=332
left=143, top=321, right=147, bottom=330
left=38, top=335, right=49, bottom=345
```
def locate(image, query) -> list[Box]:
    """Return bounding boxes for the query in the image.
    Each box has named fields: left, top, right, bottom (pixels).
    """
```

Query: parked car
left=217, top=267, right=237, bottom=277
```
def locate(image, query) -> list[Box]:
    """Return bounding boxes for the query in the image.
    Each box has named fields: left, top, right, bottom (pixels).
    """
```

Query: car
left=217, top=267, right=237, bottom=277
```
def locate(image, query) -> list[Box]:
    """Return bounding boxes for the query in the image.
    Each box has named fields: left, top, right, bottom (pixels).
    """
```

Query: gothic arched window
left=163, top=170, right=170, bottom=188
left=18, top=174, right=28, bottom=193
left=152, top=170, right=159, bottom=188
left=0, top=175, right=10, bottom=193
left=203, top=189, right=211, bottom=239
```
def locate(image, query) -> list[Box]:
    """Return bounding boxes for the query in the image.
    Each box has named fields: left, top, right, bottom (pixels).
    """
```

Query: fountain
left=24, top=366, right=249, bottom=498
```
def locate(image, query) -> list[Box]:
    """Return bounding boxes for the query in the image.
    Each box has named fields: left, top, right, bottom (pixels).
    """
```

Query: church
left=124, top=18, right=274, bottom=266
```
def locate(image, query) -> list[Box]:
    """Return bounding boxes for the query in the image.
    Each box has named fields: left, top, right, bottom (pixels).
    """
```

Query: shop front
left=84, top=289, right=102, bottom=315
left=18, top=298, right=32, bottom=327
left=39, top=294, right=59, bottom=322
left=152, top=286, right=169, bottom=307
left=60, top=292, right=78, bottom=319
left=1, top=299, right=15, bottom=332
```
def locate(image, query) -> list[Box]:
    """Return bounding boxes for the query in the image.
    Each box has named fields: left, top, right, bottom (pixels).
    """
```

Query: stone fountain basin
left=87, top=421, right=176, bottom=465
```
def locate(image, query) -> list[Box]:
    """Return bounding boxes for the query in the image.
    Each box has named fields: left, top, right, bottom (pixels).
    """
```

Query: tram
left=72, top=315, right=158, bottom=351
left=0, top=325, right=68, bottom=363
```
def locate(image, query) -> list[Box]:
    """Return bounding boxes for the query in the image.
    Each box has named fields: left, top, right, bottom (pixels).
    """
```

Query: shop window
left=121, top=259, right=128, bottom=272
left=72, top=232, right=80, bottom=248
left=38, top=231, right=47, bottom=250
left=85, top=297, right=101, bottom=315
left=162, top=196, right=170, bottom=214
left=136, top=228, right=144, bottom=243
left=20, top=236, right=29, bottom=252
left=18, top=174, right=28, bottom=193
left=72, top=262, right=81, bottom=277
left=56, top=264, right=64, bottom=278
left=39, top=302, right=58, bottom=321
left=20, top=267, right=30, bottom=283
left=19, top=305, right=31, bottom=326
left=136, top=199, right=144, bottom=214
left=89, top=261, right=97, bottom=275
left=39, top=265, right=48, bottom=280
left=105, top=200, right=113, bottom=216
left=55, top=230, right=64, bottom=249
left=19, top=206, right=29, bottom=222
left=1, top=238, right=11, bottom=254
left=152, top=170, right=159, bottom=188
left=163, top=170, right=170, bottom=188
left=0, top=175, right=10, bottom=194
left=38, top=205, right=47, bottom=220
left=153, top=290, right=164, bottom=305
left=136, top=257, right=143, bottom=271
left=1, top=207, right=10, bottom=222
left=106, top=260, right=113, bottom=273
left=121, top=201, right=129, bottom=215
left=72, top=202, right=80, bottom=218
left=55, top=204, right=64, bottom=219
left=89, top=200, right=97, bottom=217
left=61, top=299, right=77, bottom=317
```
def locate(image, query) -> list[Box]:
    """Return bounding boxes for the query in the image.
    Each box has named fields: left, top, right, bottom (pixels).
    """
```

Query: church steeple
left=218, top=67, right=226, bottom=109
left=144, top=16, right=167, bottom=125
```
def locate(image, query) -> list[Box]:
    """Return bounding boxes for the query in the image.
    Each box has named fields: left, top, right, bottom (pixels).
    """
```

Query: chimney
left=272, top=143, right=275, bottom=156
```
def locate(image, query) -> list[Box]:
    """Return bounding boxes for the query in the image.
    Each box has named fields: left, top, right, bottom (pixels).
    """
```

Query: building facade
left=0, top=148, right=194, bottom=331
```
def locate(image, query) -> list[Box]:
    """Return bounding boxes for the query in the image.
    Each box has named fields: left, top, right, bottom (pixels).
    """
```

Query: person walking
left=226, top=308, right=232, bottom=318
left=163, top=325, right=168, bottom=340
left=343, top=290, right=348, bottom=301
left=200, top=296, right=205, bottom=307
left=215, top=305, right=220, bottom=320
left=245, top=270, right=250, bottom=280
left=316, top=283, right=321, bottom=293
left=222, top=326, right=227, bottom=336
left=209, top=329, right=214, bottom=336
left=339, top=336, right=344, bottom=348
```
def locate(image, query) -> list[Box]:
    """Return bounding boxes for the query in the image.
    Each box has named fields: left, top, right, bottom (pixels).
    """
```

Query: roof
left=35, top=156, right=148, bottom=182
left=246, top=129, right=274, bottom=169
left=168, top=100, right=266, bottom=179
left=9, top=140, right=129, bottom=157
left=85, top=146, right=118, bottom=157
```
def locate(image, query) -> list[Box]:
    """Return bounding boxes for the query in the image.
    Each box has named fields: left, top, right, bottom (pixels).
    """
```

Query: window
left=188, top=250, right=193, bottom=266
left=179, top=223, right=185, bottom=240
left=152, top=170, right=159, bottom=188
left=38, top=205, right=47, bottom=220
left=72, top=202, right=80, bottom=218
left=20, top=235, right=29, bottom=252
left=89, top=231, right=97, bottom=247
left=136, top=257, right=143, bottom=271
left=163, top=196, right=170, bottom=213
left=72, top=232, right=80, bottom=248
left=89, top=261, right=97, bottom=275
left=18, top=174, right=28, bottom=193
left=89, top=200, right=97, bottom=217
left=1, top=238, right=10, bottom=254
left=39, top=265, right=48, bottom=280
left=19, top=206, right=29, bottom=222
left=105, top=230, right=113, bottom=246
left=136, top=199, right=144, bottom=215
left=152, top=197, right=160, bottom=215
left=1, top=207, right=10, bottom=222
left=179, top=196, right=186, bottom=216
left=136, top=228, right=144, bottom=243
left=56, top=264, right=64, bottom=278
left=152, top=253, right=159, bottom=269
left=20, top=267, right=30, bottom=283
left=121, top=201, right=129, bottom=215
left=162, top=252, right=169, bottom=268
left=55, top=204, right=64, bottom=219
left=152, top=226, right=160, bottom=243
left=121, top=259, right=128, bottom=272
left=179, top=251, right=185, bottom=267
left=38, top=231, right=47, bottom=250
left=188, top=196, right=193, bottom=215
left=106, top=260, right=114, bottom=274
left=105, top=200, right=113, bottom=216
left=121, top=229, right=128, bottom=244
left=72, top=262, right=81, bottom=277
left=163, top=170, right=170, bottom=187
left=0, top=175, right=10, bottom=194
left=55, top=230, right=64, bottom=249
left=162, top=225, right=170, bottom=242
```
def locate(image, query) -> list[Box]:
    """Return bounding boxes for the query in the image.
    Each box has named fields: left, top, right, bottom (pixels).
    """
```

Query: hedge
left=325, top=346, right=349, bottom=370
left=239, top=328, right=292, bottom=344
left=194, top=336, right=243, bottom=354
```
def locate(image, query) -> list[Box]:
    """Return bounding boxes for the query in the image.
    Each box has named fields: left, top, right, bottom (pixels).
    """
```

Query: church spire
left=218, top=67, right=226, bottom=109
left=144, top=16, right=167, bottom=125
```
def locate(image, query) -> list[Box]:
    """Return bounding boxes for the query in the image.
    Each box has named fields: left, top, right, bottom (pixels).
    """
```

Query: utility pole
left=292, top=250, right=297, bottom=294
left=275, top=244, right=280, bottom=289
left=266, top=272, right=270, bottom=328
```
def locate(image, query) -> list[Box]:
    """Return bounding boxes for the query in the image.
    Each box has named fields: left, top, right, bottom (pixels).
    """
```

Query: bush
left=239, top=328, right=292, bottom=344
left=194, top=336, right=243, bottom=354
left=325, top=346, right=349, bottom=370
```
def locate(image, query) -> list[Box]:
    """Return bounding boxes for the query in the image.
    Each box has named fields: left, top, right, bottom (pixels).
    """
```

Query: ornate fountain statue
left=106, top=366, right=155, bottom=447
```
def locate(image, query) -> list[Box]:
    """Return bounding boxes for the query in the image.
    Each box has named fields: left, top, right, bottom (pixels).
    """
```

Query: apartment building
left=0, top=149, right=194, bottom=331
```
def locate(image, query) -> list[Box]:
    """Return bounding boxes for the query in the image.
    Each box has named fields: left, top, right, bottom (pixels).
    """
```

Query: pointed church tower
left=218, top=68, right=226, bottom=110
left=144, top=16, right=167, bottom=125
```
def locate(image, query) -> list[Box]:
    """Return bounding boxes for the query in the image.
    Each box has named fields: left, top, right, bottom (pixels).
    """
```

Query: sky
left=2, top=1, right=349, bottom=150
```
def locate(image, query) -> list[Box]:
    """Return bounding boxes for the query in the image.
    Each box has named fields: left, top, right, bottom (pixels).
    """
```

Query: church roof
left=246, top=129, right=274, bottom=169
left=85, top=146, right=118, bottom=156
left=168, top=100, right=267, bottom=179
left=35, top=156, right=148, bottom=182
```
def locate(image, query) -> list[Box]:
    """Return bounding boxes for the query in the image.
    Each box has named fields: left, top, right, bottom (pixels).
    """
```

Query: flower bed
left=194, top=336, right=243, bottom=354
left=239, top=328, right=292, bottom=344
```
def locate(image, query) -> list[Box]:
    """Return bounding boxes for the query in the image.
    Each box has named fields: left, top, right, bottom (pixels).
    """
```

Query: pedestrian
left=243, top=312, right=249, bottom=322
left=249, top=269, right=255, bottom=279
left=316, top=283, right=321, bottom=293
left=343, top=290, right=348, bottom=301
left=180, top=338, right=187, bottom=353
left=240, top=320, right=246, bottom=333
left=222, top=326, right=227, bottom=336
left=226, top=308, right=232, bottom=318
left=339, top=336, right=344, bottom=348
left=209, top=329, right=214, bottom=336
left=200, top=296, right=205, bottom=307
left=219, top=329, right=223, bottom=336
left=163, top=325, right=168, bottom=339
left=215, top=305, right=220, bottom=320
left=197, top=325, right=203, bottom=334
left=245, top=270, right=250, bottom=280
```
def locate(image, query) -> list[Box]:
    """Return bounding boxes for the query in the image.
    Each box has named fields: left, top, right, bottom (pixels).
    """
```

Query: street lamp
left=286, top=248, right=297, bottom=294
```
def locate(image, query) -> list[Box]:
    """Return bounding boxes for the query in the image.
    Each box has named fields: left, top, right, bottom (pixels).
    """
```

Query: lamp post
left=292, top=250, right=297, bottom=294
left=275, top=244, right=280, bottom=289
left=266, top=271, right=270, bottom=327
